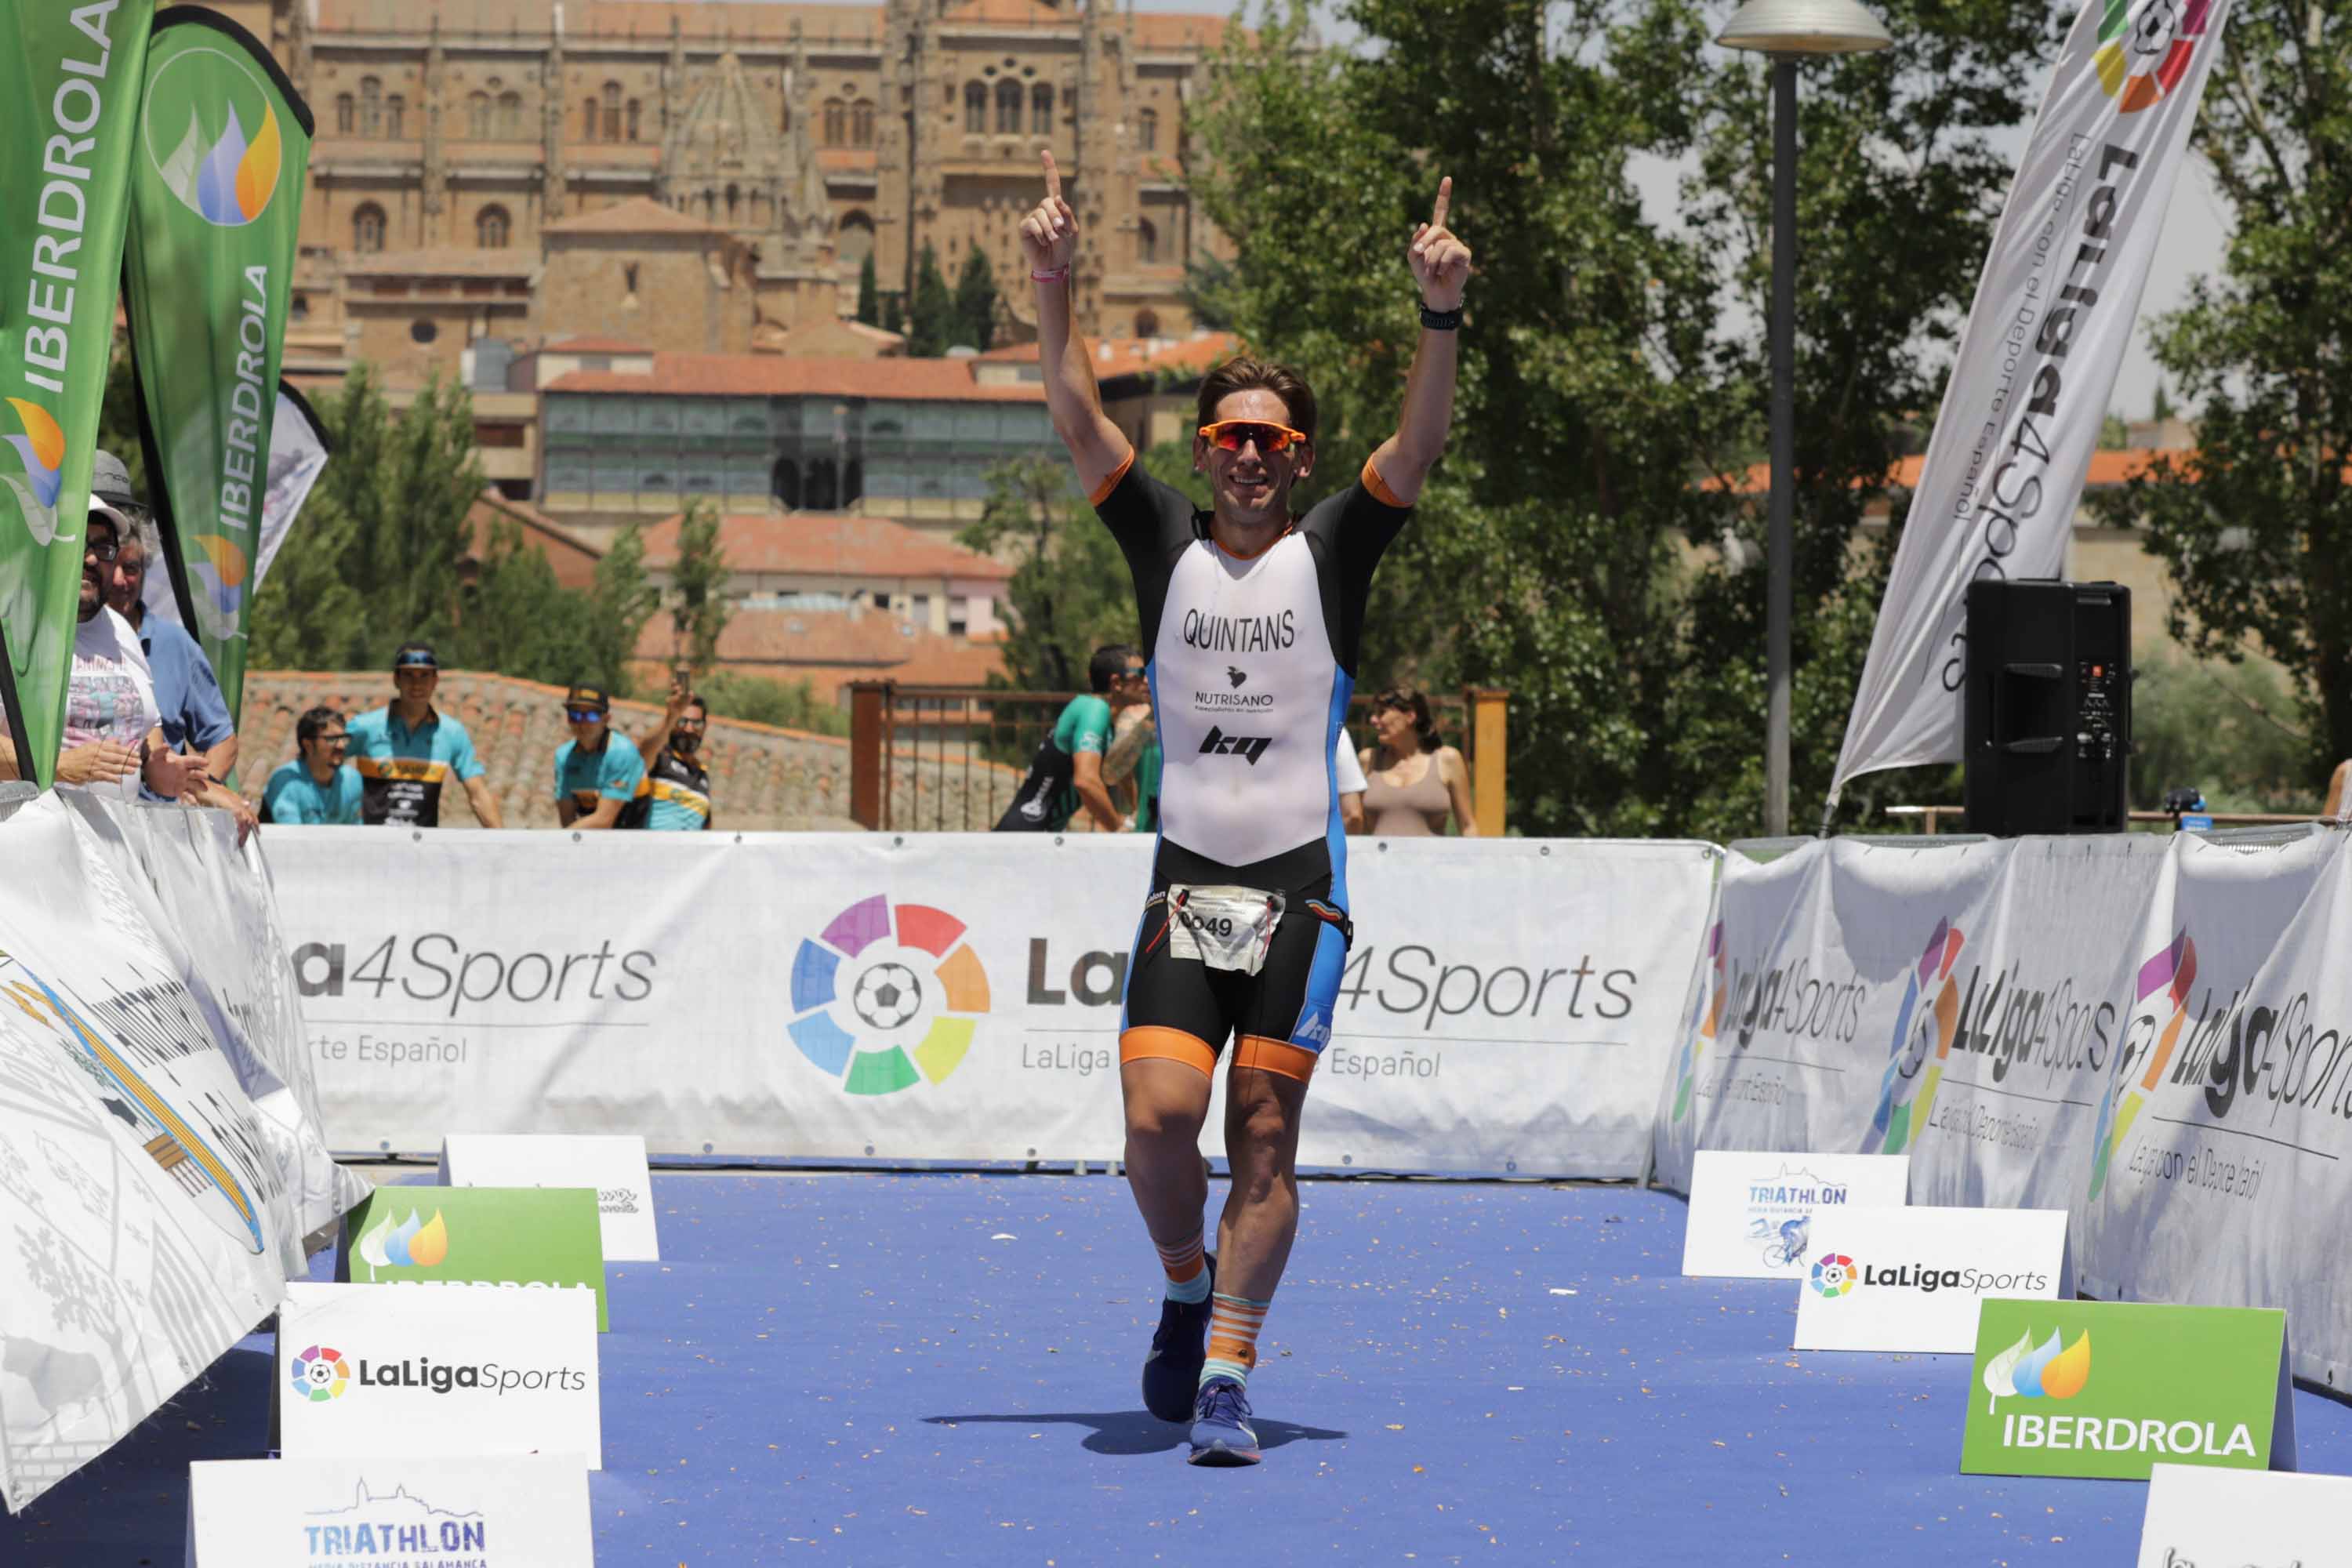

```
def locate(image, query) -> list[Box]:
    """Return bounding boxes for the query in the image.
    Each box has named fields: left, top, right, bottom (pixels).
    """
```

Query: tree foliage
left=664, top=496, right=732, bottom=679
left=959, top=455, right=1140, bottom=691
left=953, top=242, right=1000, bottom=353
left=907, top=243, right=956, bottom=358
left=856, top=253, right=880, bottom=327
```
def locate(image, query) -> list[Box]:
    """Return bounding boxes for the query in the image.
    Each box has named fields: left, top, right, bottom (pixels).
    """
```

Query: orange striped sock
left=1202, top=1292, right=1269, bottom=1388
left=1156, top=1230, right=1210, bottom=1304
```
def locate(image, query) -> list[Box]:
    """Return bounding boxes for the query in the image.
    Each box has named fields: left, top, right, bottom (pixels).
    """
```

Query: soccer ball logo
left=289, top=1345, right=350, bottom=1402
left=1809, top=1254, right=1858, bottom=1298
left=852, top=962, right=924, bottom=1029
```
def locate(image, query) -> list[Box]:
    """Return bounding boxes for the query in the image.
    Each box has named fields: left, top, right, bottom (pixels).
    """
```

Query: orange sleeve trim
left=1120, top=1025, right=1218, bottom=1079
left=1233, top=1035, right=1319, bottom=1083
left=1089, top=450, right=1137, bottom=508
left=1361, top=456, right=1406, bottom=509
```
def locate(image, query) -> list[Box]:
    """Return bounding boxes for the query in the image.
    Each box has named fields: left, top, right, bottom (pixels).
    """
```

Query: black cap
left=565, top=684, right=611, bottom=713
left=394, top=641, right=440, bottom=670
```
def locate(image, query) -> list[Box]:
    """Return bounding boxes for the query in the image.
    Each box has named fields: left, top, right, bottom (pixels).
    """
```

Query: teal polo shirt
left=261, top=760, right=365, bottom=825
left=347, top=704, right=486, bottom=827
left=555, top=732, right=645, bottom=820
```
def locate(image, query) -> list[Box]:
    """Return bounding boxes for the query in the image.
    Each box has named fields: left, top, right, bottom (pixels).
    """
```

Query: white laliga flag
left=1826, top=0, right=2233, bottom=818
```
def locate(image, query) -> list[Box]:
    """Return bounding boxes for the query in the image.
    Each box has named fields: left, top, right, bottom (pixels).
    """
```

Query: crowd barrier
left=0, top=789, right=364, bottom=1512
left=259, top=829, right=1720, bottom=1180
left=1654, top=826, right=2352, bottom=1392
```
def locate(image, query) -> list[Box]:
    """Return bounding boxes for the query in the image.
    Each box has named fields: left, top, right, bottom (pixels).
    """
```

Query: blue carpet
left=5, top=1174, right=2347, bottom=1565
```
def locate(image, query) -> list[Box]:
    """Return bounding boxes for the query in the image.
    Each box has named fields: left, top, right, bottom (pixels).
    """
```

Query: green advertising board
left=1961, top=1298, right=2296, bottom=1480
left=335, top=1187, right=609, bottom=1331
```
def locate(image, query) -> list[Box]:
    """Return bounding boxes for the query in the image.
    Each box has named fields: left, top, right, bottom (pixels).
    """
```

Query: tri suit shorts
left=1117, top=843, right=1352, bottom=1084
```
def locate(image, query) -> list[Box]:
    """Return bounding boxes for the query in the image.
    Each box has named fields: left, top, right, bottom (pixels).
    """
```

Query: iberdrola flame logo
left=191, top=532, right=251, bottom=632
left=144, top=46, right=284, bottom=227
left=1982, top=1327, right=2091, bottom=1414
left=3, top=398, right=67, bottom=545
left=355, top=1207, right=450, bottom=1280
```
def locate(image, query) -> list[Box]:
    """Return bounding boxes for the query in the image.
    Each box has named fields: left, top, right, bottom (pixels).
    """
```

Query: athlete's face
left=1196, top=389, right=1312, bottom=528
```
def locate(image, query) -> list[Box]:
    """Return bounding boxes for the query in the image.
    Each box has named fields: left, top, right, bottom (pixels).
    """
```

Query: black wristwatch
left=1418, top=303, right=1463, bottom=331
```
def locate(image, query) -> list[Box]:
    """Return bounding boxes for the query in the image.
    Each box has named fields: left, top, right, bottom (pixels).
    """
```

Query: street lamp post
left=1717, top=0, right=1890, bottom=838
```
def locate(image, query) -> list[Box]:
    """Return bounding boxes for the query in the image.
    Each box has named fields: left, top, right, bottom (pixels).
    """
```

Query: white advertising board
left=2137, top=1463, right=2351, bottom=1567
left=277, top=1282, right=601, bottom=1468
left=186, top=1454, right=593, bottom=1566
left=1791, top=1206, right=2067, bottom=1353
left=439, top=1132, right=659, bottom=1261
left=1679, top=1150, right=1910, bottom=1279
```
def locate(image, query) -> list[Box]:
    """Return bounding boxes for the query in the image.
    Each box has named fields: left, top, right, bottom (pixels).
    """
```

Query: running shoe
left=1141, top=1252, right=1215, bottom=1421
left=1187, top=1376, right=1261, bottom=1465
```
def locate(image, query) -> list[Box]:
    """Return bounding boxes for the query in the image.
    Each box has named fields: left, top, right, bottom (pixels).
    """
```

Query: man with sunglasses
left=1022, top=153, right=1469, bottom=1465
left=993, top=644, right=1143, bottom=833
left=261, top=706, right=364, bottom=825
left=347, top=643, right=505, bottom=828
left=622, top=672, right=716, bottom=830
left=554, top=684, right=645, bottom=830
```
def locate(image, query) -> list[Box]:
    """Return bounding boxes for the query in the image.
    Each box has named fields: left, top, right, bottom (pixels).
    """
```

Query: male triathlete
left=1022, top=153, right=1468, bottom=1464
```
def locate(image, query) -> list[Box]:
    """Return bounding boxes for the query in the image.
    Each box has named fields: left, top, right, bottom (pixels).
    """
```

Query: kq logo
left=1200, top=726, right=1271, bottom=764
left=1226, top=666, right=1248, bottom=688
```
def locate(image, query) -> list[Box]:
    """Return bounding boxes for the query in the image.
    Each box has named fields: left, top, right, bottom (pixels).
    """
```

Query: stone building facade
left=265, top=0, right=1228, bottom=379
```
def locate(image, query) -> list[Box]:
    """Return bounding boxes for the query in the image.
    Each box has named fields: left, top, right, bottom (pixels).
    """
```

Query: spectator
left=346, top=642, right=505, bottom=828
left=1334, top=728, right=1370, bottom=833
left=554, top=683, right=644, bottom=829
left=2324, top=760, right=2350, bottom=822
left=260, top=706, right=364, bottom=825
left=994, top=644, right=1138, bottom=833
left=622, top=672, right=713, bottom=830
left=58, top=499, right=206, bottom=803
left=1359, top=687, right=1476, bottom=836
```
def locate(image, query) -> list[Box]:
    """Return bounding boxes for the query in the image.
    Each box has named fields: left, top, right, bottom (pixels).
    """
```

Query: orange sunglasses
left=1197, top=419, right=1308, bottom=454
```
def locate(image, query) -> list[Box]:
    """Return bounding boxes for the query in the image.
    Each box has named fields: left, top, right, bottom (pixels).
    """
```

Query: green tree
left=906, top=243, right=955, bottom=358
left=699, top=670, right=848, bottom=735
left=664, top=496, right=732, bottom=679
left=953, top=241, right=1000, bottom=352
left=881, top=292, right=905, bottom=338
left=959, top=455, right=1138, bottom=691
left=856, top=253, right=880, bottom=327
left=2151, top=380, right=2174, bottom=423
left=2107, top=1, right=2352, bottom=785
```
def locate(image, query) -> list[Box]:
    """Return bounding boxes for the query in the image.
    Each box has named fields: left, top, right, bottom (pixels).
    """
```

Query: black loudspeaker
left=1962, top=579, right=2131, bottom=836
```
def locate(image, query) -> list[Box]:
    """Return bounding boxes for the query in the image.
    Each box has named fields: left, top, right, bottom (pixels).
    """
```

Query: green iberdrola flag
left=0, top=0, right=157, bottom=788
left=123, top=5, right=313, bottom=726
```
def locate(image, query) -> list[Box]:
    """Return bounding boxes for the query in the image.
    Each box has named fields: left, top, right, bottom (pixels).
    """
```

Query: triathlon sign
left=1792, top=1206, right=2067, bottom=1353
left=187, top=1454, right=593, bottom=1566
left=1679, top=1150, right=1910, bottom=1280
left=1961, top=1299, right=2296, bottom=1480
left=2136, top=1463, right=2352, bottom=1567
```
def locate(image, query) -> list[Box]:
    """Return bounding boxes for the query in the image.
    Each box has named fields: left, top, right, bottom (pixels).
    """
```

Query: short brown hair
left=1196, top=357, right=1318, bottom=445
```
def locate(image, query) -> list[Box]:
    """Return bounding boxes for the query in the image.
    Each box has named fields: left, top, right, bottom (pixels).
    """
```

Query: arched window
left=772, top=456, right=800, bottom=510
left=477, top=205, right=510, bottom=249
left=836, top=210, right=875, bottom=266
left=386, top=95, right=405, bottom=139
left=851, top=99, right=874, bottom=147
left=336, top=94, right=354, bottom=135
left=583, top=95, right=599, bottom=140
left=467, top=92, right=491, bottom=139
left=1134, top=309, right=1160, bottom=338
left=1138, top=217, right=1157, bottom=265
left=1138, top=107, right=1157, bottom=152
left=995, top=79, right=1022, bottom=135
left=823, top=98, right=845, bottom=147
left=353, top=203, right=387, bottom=253
left=626, top=99, right=641, bottom=141
left=1031, top=82, right=1053, bottom=135
left=497, top=91, right=522, bottom=139
left=359, top=77, right=383, bottom=138
left=964, top=82, right=986, bottom=135
left=602, top=82, right=622, bottom=142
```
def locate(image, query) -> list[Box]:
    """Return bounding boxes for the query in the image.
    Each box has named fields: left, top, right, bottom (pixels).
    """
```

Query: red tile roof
left=1705, top=447, right=2180, bottom=497
left=641, top=510, right=1014, bottom=581
left=1131, top=13, right=1229, bottom=49
left=541, top=197, right=737, bottom=239
left=632, top=607, right=1007, bottom=690
left=466, top=490, right=604, bottom=593
left=941, top=0, right=1069, bottom=25
left=544, top=352, right=1049, bottom=402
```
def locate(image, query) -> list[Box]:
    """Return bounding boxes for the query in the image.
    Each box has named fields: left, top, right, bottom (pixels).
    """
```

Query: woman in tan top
left=1358, top=688, right=1476, bottom=836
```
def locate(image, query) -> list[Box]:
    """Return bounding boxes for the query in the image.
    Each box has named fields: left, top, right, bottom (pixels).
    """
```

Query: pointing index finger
left=1429, top=175, right=1451, bottom=233
left=1043, top=150, right=1063, bottom=203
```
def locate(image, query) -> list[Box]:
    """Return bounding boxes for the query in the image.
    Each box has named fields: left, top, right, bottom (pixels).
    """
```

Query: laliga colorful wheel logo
left=789, top=894, right=990, bottom=1096
left=143, top=45, right=285, bottom=227
left=2, top=398, right=67, bottom=546
left=1982, top=1327, right=2091, bottom=1414
left=289, top=1345, right=350, bottom=1403
left=1860, top=917, right=1965, bottom=1156
left=1669, top=922, right=1726, bottom=1124
left=2096, top=0, right=2209, bottom=114
left=1809, top=1252, right=1858, bottom=1298
left=354, top=1207, right=450, bottom=1281
left=2088, top=927, right=2196, bottom=1201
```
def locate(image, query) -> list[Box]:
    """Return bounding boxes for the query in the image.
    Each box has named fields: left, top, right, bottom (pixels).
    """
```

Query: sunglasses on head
left=567, top=707, right=607, bottom=724
left=1198, top=419, right=1307, bottom=455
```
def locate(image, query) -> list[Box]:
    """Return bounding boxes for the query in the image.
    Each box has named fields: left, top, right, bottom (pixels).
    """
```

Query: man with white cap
left=58, top=494, right=207, bottom=802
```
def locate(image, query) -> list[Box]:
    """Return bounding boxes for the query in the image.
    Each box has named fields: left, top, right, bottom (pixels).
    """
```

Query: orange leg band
left=1120, top=1025, right=1218, bottom=1079
left=1232, top=1035, right=1317, bottom=1083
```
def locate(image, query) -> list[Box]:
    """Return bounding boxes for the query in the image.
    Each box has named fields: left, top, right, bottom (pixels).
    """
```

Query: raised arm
left=1021, top=151, right=1133, bottom=499
left=1367, top=177, right=1472, bottom=508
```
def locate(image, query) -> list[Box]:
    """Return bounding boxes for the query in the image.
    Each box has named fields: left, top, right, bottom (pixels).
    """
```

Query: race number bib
left=1166, top=885, right=1283, bottom=975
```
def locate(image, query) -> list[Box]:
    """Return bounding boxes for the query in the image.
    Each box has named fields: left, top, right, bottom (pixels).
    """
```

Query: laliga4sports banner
left=0, top=0, right=158, bottom=786
left=122, top=5, right=313, bottom=725
left=1826, top=0, right=2234, bottom=814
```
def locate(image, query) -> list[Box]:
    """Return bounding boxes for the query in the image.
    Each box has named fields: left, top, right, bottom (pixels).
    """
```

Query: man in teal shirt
left=260, top=706, right=365, bottom=825
left=554, top=683, right=645, bottom=829
left=347, top=643, right=506, bottom=828
left=995, top=645, right=1140, bottom=833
